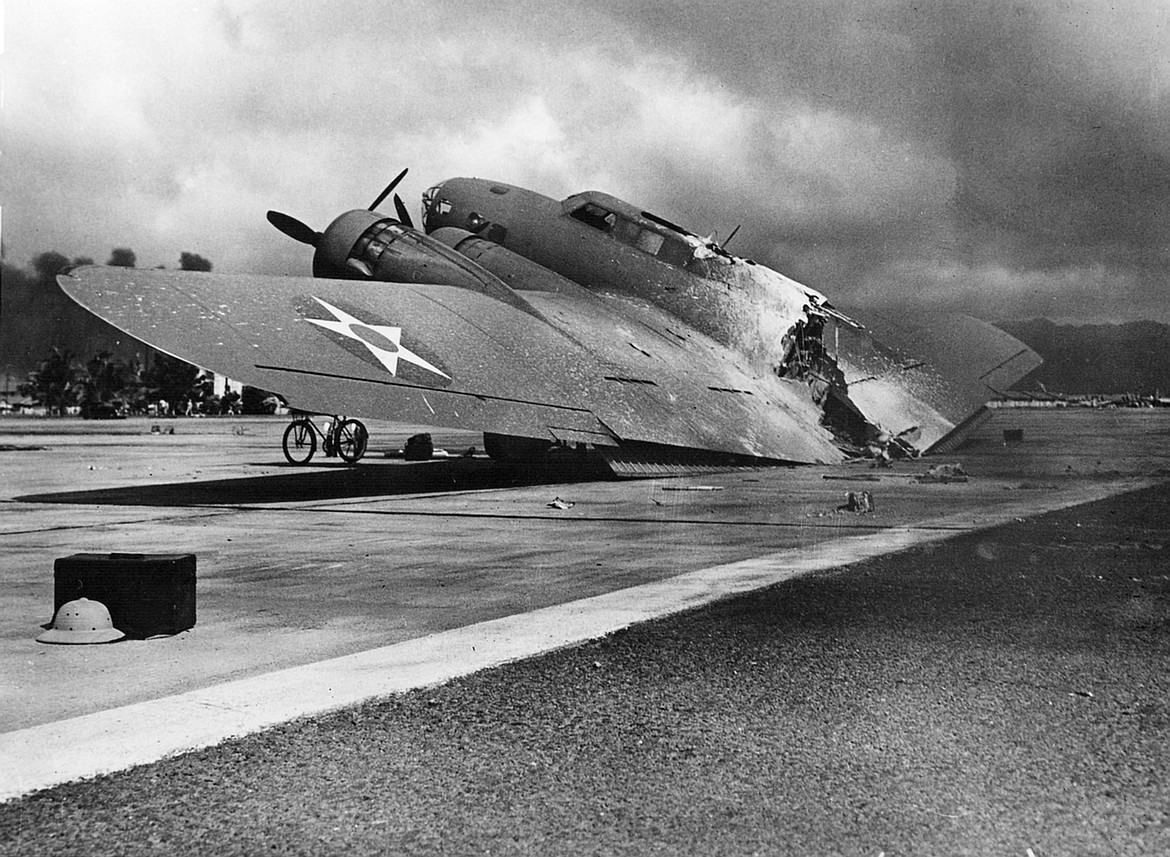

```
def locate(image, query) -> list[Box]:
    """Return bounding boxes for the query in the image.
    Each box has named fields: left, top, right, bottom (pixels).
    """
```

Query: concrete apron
left=0, top=477, right=1151, bottom=802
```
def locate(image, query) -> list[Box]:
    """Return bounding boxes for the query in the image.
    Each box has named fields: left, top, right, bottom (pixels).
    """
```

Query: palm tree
left=18, top=348, right=79, bottom=416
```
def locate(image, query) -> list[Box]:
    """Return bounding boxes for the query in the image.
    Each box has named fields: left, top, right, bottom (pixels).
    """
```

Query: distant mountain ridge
left=994, top=318, right=1170, bottom=395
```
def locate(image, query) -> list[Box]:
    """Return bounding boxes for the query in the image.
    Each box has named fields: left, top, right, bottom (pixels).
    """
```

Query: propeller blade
left=266, top=211, right=322, bottom=247
left=369, top=168, right=408, bottom=211
left=393, top=194, right=415, bottom=229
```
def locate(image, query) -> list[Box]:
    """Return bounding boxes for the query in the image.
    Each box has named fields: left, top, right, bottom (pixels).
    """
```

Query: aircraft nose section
left=422, top=182, right=454, bottom=233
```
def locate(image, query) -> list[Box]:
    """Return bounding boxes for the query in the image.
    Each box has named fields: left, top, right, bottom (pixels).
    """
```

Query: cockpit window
left=422, top=185, right=452, bottom=232
left=570, top=202, right=615, bottom=231
left=570, top=202, right=693, bottom=269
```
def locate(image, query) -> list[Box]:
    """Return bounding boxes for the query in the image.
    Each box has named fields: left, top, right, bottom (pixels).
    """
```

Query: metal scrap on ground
left=839, top=491, right=875, bottom=513
left=918, top=463, right=969, bottom=483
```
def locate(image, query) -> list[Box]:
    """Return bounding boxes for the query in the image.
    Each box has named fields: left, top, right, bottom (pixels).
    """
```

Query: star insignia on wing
left=304, top=297, right=450, bottom=380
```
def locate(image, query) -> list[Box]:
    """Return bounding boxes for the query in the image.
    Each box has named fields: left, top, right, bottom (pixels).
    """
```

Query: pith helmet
left=37, top=598, right=125, bottom=645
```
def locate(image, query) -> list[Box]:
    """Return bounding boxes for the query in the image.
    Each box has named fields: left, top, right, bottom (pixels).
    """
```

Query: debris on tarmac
left=839, top=491, right=875, bottom=513
left=547, top=497, right=574, bottom=510
left=404, top=433, right=434, bottom=461
left=660, top=485, right=725, bottom=492
left=918, top=463, right=969, bottom=483
left=809, top=491, right=877, bottom=517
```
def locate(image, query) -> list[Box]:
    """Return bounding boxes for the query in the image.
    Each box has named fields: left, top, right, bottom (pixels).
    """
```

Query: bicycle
left=282, top=413, right=369, bottom=465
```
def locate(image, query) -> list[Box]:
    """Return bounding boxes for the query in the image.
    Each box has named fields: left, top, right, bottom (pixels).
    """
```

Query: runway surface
left=0, top=408, right=1167, bottom=853
left=4, top=481, right=1167, bottom=855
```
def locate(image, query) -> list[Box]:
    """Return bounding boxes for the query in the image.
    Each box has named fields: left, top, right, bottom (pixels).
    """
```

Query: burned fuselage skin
left=421, top=178, right=875, bottom=451
left=422, top=181, right=841, bottom=370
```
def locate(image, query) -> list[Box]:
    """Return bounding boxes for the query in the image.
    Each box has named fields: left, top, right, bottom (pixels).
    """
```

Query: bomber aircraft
left=57, top=170, right=1040, bottom=476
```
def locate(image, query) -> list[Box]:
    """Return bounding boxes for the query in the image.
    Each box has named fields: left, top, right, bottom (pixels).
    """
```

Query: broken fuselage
left=419, top=179, right=875, bottom=452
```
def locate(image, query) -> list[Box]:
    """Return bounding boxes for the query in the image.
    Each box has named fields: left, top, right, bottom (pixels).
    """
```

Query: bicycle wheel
left=282, top=419, right=317, bottom=464
left=335, top=418, right=369, bottom=464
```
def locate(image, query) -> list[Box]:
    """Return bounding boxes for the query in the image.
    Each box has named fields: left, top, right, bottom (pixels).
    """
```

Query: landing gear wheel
left=282, top=419, right=317, bottom=464
left=336, top=418, right=369, bottom=464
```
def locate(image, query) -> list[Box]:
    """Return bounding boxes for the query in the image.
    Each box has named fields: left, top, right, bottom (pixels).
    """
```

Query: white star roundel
left=304, top=296, right=450, bottom=380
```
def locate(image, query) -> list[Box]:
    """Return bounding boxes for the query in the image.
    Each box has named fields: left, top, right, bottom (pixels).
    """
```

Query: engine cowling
left=310, top=211, right=540, bottom=316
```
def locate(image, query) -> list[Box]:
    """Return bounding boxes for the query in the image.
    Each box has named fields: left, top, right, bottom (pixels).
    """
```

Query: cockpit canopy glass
left=569, top=203, right=692, bottom=269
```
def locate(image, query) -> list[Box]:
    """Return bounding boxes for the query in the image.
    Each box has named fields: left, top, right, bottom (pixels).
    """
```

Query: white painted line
left=0, top=479, right=1149, bottom=802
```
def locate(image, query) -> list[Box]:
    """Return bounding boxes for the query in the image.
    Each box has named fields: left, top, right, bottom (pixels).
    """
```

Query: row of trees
left=5, top=244, right=232, bottom=416
left=29, top=247, right=212, bottom=281
left=5, top=242, right=277, bottom=416
left=17, top=348, right=277, bottom=417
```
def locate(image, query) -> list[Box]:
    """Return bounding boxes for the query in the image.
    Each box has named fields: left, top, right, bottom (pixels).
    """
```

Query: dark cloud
left=589, top=0, right=1170, bottom=321
left=2, top=0, right=1166, bottom=323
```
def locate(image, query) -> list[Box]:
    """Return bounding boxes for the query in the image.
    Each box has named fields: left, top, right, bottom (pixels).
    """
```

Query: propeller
left=266, top=210, right=322, bottom=247
left=393, top=194, right=414, bottom=229
left=368, top=168, right=408, bottom=212
left=268, top=168, right=413, bottom=246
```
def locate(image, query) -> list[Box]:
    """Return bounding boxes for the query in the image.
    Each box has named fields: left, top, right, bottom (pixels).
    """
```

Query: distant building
left=0, top=395, right=44, bottom=416
left=211, top=373, right=243, bottom=398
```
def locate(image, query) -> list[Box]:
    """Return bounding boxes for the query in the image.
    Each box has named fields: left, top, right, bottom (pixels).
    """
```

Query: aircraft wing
left=58, top=266, right=845, bottom=463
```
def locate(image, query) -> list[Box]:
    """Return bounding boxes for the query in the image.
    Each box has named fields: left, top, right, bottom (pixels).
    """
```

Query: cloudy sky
left=2, top=0, right=1167, bottom=323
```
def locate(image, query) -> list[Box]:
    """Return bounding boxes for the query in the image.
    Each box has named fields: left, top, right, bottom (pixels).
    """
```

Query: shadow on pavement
left=17, top=456, right=614, bottom=507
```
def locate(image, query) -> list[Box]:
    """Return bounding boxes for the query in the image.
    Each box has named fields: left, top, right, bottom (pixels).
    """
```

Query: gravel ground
left=2, top=482, right=1168, bottom=856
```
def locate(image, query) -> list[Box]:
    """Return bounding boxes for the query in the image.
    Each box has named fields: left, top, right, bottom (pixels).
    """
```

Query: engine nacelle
left=311, top=211, right=538, bottom=315
left=428, top=228, right=584, bottom=296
